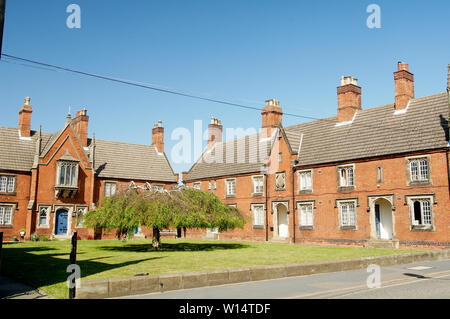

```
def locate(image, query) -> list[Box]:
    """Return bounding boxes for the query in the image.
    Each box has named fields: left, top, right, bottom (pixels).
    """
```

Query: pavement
left=117, top=259, right=450, bottom=299
left=0, top=276, right=51, bottom=299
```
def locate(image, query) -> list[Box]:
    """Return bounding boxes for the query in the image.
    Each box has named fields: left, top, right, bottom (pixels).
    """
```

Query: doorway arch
left=370, top=197, right=394, bottom=240
left=273, top=202, right=289, bottom=239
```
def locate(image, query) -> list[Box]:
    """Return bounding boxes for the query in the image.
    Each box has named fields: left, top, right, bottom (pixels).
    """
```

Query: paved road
left=119, top=259, right=450, bottom=299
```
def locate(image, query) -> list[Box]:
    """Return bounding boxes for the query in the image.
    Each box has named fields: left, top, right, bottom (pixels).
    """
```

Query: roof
left=0, top=126, right=177, bottom=183
left=93, top=139, right=177, bottom=182
left=184, top=132, right=275, bottom=181
left=286, top=92, right=449, bottom=167
left=185, top=92, right=449, bottom=180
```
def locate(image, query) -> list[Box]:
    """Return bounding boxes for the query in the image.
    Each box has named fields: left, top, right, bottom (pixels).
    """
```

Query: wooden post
left=69, top=232, right=77, bottom=299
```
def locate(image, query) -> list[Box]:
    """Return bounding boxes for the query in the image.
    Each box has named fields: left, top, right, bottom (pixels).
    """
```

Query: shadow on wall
left=440, top=114, right=449, bottom=142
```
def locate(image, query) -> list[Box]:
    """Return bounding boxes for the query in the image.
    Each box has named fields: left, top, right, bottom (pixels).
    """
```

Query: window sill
left=338, top=186, right=355, bottom=192
left=0, top=192, right=16, bottom=196
left=411, top=225, right=434, bottom=231
left=252, top=193, right=263, bottom=197
left=299, top=225, right=314, bottom=230
left=225, top=195, right=236, bottom=199
left=298, top=189, right=312, bottom=194
left=275, top=188, right=286, bottom=191
left=408, top=180, right=432, bottom=186
left=252, top=225, right=265, bottom=230
left=37, top=225, right=50, bottom=229
left=0, top=225, right=13, bottom=229
left=340, top=225, right=356, bottom=230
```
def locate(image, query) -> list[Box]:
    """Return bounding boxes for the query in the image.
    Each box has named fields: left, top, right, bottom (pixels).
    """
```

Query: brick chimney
left=337, top=76, right=361, bottom=122
left=152, top=120, right=164, bottom=153
left=207, top=117, right=223, bottom=148
left=72, top=108, right=89, bottom=147
left=18, top=97, right=33, bottom=138
left=394, top=62, right=414, bottom=111
left=261, top=99, right=283, bottom=133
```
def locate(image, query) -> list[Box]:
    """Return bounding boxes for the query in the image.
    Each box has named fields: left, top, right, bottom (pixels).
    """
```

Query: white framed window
left=152, top=185, right=164, bottom=192
left=104, top=182, right=117, bottom=197
left=251, top=204, right=265, bottom=227
left=227, top=204, right=237, bottom=208
left=298, top=170, right=312, bottom=192
left=226, top=179, right=236, bottom=196
left=0, top=205, right=14, bottom=225
left=37, top=206, right=51, bottom=227
left=338, top=165, right=354, bottom=187
left=208, top=181, right=216, bottom=190
left=406, top=195, right=434, bottom=229
left=338, top=201, right=357, bottom=227
left=56, top=161, right=79, bottom=187
left=252, top=175, right=264, bottom=194
left=409, top=158, right=429, bottom=182
left=192, top=182, right=201, bottom=190
left=0, top=175, right=16, bottom=193
left=298, top=202, right=314, bottom=227
left=275, top=172, right=286, bottom=190
left=76, top=206, right=88, bottom=228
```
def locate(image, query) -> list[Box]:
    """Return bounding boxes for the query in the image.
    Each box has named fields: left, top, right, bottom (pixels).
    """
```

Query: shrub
left=30, top=232, right=39, bottom=242
left=39, top=235, right=49, bottom=242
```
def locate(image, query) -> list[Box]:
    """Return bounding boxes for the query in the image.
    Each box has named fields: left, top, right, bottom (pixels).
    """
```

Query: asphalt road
left=118, top=259, right=450, bottom=299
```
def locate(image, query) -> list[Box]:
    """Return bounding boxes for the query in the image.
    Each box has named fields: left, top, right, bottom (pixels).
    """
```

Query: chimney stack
left=72, top=108, right=89, bottom=147
left=394, top=62, right=414, bottom=111
left=337, top=76, right=361, bottom=122
left=208, top=116, right=223, bottom=148
left=261, top=99, right=283, bottom=133
left=152, top=120, right=164, bottom=153
left=18, top=97, right=33, bottom=138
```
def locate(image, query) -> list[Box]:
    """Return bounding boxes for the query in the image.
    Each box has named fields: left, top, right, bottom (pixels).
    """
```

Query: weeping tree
left=82, top=187, right=246, bottom=249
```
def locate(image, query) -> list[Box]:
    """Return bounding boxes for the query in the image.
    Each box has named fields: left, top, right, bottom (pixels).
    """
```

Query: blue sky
left=1, top=0, right=449, bottom=175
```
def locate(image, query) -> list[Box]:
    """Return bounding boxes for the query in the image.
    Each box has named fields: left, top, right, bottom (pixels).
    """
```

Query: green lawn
left=1, top=238, right=421, bottom=299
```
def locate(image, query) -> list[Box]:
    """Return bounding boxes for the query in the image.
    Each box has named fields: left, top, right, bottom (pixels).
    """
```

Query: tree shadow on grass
left=1, top=245, right=163, bottom=298
left=99, top=241, right=250, bottom=252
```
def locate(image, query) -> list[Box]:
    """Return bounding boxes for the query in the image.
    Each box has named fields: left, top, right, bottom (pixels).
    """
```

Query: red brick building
left=183, top=63, right=450, bottom=249
left=0, top=104, right=178, bottom=241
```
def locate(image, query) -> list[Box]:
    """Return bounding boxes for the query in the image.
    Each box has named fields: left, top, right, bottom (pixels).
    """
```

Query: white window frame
left=251, top=204, right=265, bottom=228
left=226, top=179, right=236, bottom=197
left=252, top=175, right=264, bottom=195
left=0, top=204, right=15, bottom=226
left=152, top=184, right=164, bottom=192
left=0, top=175, right=16, bottom=193
left=406, top=195, right=435, bottom=230
left=409, top=158, right=430, bottom=182
left=192, top=182, right=201, bottom=190
left=104, top=182, right=117, bottom=197
left=298, top=170, right=313, bottom=192
left=297, top=202, right=314, bottom=227
left=37, top=205, right=51, bottom=228
left=76, top=206, right=88, bottom=228
left=208, top=181, right=216, bottom=190
left=338, top=165, right=355, bottom=187
left=337, top=200, right=357, bottom=228
left=56, top=161, right=79, bottom=187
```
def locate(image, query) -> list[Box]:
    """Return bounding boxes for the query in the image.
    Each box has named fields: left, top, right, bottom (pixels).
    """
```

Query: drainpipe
left=264, top=170, right=268, bottom=242
left=292, top=164, right=298, bottom=244
left=447, top=147, right=450, bottom=197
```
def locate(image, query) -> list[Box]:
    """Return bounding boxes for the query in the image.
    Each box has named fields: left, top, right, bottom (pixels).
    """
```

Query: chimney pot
left=262, top=98, right=282, bottom=132
left=208, top=117, right=223, bottom=148
left=152, top=121, right=164, bottom=153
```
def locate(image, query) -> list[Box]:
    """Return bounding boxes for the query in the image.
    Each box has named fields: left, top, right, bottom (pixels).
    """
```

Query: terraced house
left=0, top=103, right=178, bottom=241
left=183, top=63, right=450, bottom=249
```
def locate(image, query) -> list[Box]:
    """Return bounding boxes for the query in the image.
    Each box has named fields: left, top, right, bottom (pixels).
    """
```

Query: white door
left=278, top=208, right=289, bottom=238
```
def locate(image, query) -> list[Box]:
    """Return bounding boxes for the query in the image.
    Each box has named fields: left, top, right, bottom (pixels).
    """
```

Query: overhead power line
left=0, top=53, right=424, bottom=136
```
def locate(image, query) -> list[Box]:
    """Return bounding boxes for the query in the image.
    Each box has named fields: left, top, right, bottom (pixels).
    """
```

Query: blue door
left=55, top=209, right=68, bottom=235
